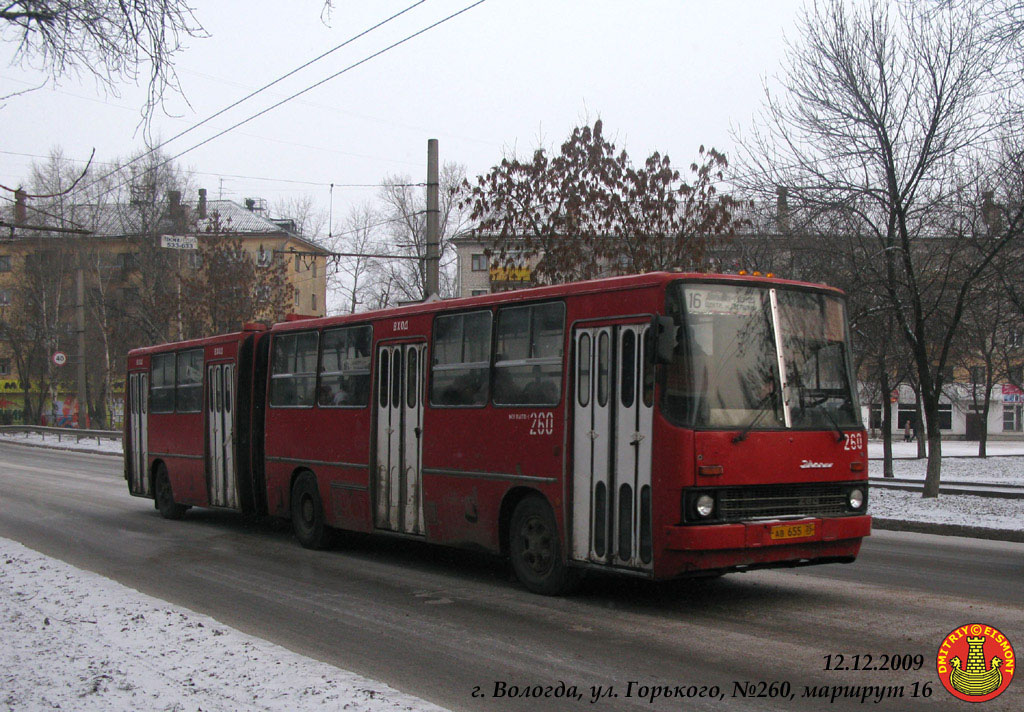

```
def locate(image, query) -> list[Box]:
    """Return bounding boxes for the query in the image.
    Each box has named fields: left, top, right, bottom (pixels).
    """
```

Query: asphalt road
left=1, top=442, right=1021, bottom=712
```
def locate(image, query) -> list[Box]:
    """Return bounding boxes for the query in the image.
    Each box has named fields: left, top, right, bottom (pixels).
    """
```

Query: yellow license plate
left=770, top=522, right=817, bottom=540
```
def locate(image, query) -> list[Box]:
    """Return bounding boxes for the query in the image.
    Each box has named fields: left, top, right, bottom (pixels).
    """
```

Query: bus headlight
left=848, top=488, right=865, bottom=510
left=695, top=494, right=715, bottom=518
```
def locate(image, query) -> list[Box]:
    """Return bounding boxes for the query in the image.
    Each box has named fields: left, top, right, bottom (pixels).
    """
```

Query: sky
left=0, top=0, right=805, bottom=228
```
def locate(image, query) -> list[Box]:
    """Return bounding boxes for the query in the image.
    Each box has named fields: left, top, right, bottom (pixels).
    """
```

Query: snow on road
left=0, top=537, right=448, bottom=712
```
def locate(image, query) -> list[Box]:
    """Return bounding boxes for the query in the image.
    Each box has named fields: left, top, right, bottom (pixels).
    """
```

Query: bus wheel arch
left=504, top=490, right=580, bottom=596
left=289, top=469, right=332, bottom=550
left=152, top=460, right=188, bottom=520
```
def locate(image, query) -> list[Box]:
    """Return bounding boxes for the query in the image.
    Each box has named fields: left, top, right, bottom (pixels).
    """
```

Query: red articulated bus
left=125, top=272, right=871, bottom=595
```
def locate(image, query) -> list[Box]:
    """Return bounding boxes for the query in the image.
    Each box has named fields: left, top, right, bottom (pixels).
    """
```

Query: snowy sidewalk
left=0, top=538, right=448, bottom=712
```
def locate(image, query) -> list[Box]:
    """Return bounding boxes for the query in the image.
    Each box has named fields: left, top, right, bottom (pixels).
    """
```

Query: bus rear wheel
left=154, top=464, right=187, bottom=520
left=509, top=496, right=579, bottom=596
left=291, top=472, right=331, bottom=550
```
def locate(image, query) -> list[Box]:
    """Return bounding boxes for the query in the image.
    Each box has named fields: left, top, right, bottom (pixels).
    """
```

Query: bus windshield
left=662, top=282, right=860, bottom=430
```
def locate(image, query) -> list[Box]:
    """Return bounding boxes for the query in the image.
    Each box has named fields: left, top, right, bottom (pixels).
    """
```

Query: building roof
left=10, top=196, right=329, bottom=255
left=193, top=200, right=288, bottom=234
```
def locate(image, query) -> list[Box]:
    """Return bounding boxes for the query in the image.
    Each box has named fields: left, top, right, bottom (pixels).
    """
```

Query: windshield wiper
left=732, top=389, right=778, bottom=444
left=801, top=393, right=847, bottom=443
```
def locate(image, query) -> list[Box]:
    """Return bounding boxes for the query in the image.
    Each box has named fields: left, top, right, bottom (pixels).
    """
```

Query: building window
left=117, top=252, right=135, bottom=271
left=0, top=255, right=10, bottom=272
left=431, top=310, right=492, bottom=407
left=869, top=404, right=883, bottom=429
left=1004, top=404, right=1022, bottom=432
left=188, top=252, right=203, bottom=269
left=294, top=288, right=300, bottom=309
left=269, top=332, right=319, bottom=407
left=970, top=366, right=985, bottom=384
left=471, top=254, right=487, bottom=272
left=493, top=302, right=565, bottom=406
left=312, top=260, right=317, bottom=278
left=1009, top=366, right=1024, bottom=385
left=0, top=358, right=10, bottom=377
left=311, top=293, right=317, bottom=311
left=897, top=405, right=917, bottom=429
left=0, top=289, right=10, bottom=306
left=294, top=254, right=301, bottom=272
left=937, top=403, right=953, bottom=430
left=470, top=289, right=489, bottom=297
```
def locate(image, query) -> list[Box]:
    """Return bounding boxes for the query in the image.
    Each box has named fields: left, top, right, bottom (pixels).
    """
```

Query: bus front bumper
left=664, top=515, right=871, bottom=551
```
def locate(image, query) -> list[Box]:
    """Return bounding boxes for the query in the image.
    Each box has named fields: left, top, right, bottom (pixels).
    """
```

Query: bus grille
left=716, top=483, right=851, bottom=521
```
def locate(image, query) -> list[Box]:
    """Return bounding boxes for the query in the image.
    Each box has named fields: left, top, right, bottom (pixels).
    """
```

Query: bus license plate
left=770, top=522, right=816, bottom=540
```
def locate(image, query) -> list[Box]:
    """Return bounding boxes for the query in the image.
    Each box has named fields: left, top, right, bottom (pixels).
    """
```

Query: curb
left=871, top=518, right=1024, bottom=543
left=0, top=438, right=121, bottom=458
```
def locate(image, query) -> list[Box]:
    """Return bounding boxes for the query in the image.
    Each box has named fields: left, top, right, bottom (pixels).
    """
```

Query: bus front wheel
left=509, top=496, right=579, bottom=596
left=154, top=464, right=187, bottom=520
left=291, top=472, right=331, bottom=550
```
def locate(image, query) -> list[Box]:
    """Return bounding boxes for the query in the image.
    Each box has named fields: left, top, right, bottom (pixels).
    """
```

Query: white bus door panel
left=128, top=372, right=150, bottom=496
left=572, top=324, right=652, bottom=571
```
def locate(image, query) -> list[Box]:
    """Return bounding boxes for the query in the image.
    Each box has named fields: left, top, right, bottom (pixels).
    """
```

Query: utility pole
left=76, top=254, right=88, bottom=428
left=425, top=138, right=440, bottom=299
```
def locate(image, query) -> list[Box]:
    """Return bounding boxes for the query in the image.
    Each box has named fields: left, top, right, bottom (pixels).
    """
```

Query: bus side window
left=493, top=302, right=564, bottom=407
left=430, top=311, right=491, bottom=407
left=319, top=325, right=372, bottom=407
left=150, top=353, right=175, bottom=413
left=269, top=332, right=319, bottom=407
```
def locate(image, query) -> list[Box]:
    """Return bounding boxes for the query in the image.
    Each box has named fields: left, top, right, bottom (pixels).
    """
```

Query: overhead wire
left=72, top=0, right=431, bottom=198
left=70, top=0, right=488, bottom=213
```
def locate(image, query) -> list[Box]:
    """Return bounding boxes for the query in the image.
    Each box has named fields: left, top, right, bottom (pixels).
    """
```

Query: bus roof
left=127, top=325, right=264, bottom=358
left=126, top=271, right=845, bottom=355
left=271, top=271, right=845, bottom=334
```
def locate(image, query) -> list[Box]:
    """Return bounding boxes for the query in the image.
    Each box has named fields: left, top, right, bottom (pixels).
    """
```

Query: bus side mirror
left=651, top=315, right=678, bottom=364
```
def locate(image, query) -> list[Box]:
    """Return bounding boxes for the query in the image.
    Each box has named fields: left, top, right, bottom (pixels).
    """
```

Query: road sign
left=160, top=235, right=198, bottom=250
left=52, top=351, right=67, bottom=367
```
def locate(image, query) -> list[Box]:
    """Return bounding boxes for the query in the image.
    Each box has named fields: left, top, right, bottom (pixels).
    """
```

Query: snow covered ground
left=0, top=430, right=123, bottom=455
left=869, top=489, right=1024, bottom=531
left=0, top=538, right=448, bottom=712
left=868, top=439, right=1024, bottom=459
left=873, top=454, right=1024, bottom=485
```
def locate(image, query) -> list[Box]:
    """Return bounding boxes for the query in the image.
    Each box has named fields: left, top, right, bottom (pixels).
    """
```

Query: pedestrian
left=903, top=421, right=911, bottom=442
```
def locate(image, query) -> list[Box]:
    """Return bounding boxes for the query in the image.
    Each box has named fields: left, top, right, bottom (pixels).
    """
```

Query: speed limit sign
left=52, top=351, right=67, bottom=367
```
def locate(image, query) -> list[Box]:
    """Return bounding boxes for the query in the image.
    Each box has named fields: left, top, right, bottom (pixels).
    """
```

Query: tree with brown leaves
left=462, top=120, right=745, bottom=285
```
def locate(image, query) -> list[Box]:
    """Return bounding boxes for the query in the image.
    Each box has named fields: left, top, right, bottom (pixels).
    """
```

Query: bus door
left=127, top=372, right=150, bottom=496
left=206, top=363, right=238, bottom=509
left=374, top=342, right=426, bottom=535
left=572, top=323, right=653, bottom=570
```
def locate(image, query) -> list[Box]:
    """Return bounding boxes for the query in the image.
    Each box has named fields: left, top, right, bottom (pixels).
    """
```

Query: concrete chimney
left=776, top=186, right=790, bottom=234
left=982, top=190, right=995, bottom=229
left=167, top=190, right=183, bottom=232
left=14, top=188, right=27, bottom=225
left=198, top=188, right=207, bottom=219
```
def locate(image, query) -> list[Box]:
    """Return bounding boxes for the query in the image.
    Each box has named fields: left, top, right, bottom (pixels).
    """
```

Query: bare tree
left=737, top=0, right=1024, bottom=497
left=324, top=202, right=382, bottom=314
left=365, top=163, right=468, bottom=306
left=272, top=195, right=327, bottom=239
left=1, top=1, right=204, bottom=128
